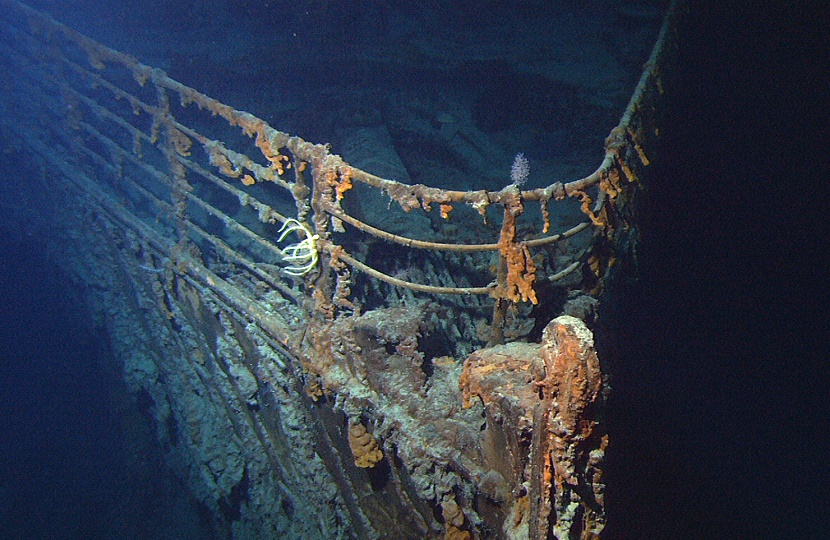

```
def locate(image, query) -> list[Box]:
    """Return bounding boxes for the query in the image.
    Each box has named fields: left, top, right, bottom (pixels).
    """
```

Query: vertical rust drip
left=156, top=84, right=188, bottom=256
left=461, top=316, right=608, bottom=538
left=489, top=208, right=510, bottom=346
left=292, top=157, right=311, bottom=222
left=528, top=401, right=553, bottom=539
left=490, top=191, right=539, bottom=346
left=534, top=316, right=607, bottom=539
left=309, top=159, right=337, bottom=319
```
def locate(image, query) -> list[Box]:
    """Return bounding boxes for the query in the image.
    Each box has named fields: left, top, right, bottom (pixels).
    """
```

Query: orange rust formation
left=531, top=316, right=607, bottom=540
left=460, top=316, right=608, bottom=539
left=348, top=419, right=384, bottom=469
left=325, top=166, right=353, bottom=201
left=496, top=208, right=539, bottom=305
left=205, top=142, right=241, bottom=178
left=442, top=498, right=472, bottom=540
left=167, top=125, right=192, bottom=157
left=440, top=203, right=454, bottom=219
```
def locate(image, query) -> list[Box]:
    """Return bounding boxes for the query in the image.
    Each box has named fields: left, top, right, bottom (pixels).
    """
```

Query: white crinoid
left=277, top=218, right=319, bottom=276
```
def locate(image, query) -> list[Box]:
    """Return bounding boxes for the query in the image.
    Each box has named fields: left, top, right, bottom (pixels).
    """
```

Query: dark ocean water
left=1, top=1, right=828, bottom=539
left=604, top=2, right=829, bottom=538
left=0, top=237, right=130, bottom=538
left=0, top=238, right=213, bottom=539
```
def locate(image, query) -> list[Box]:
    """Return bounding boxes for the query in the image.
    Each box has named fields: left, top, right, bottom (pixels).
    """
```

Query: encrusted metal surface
left=0, top=1, right=681, bottom=537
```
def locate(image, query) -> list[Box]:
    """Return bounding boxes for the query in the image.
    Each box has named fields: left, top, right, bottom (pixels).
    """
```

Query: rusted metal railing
left=0, top=0, right=671, bottom=341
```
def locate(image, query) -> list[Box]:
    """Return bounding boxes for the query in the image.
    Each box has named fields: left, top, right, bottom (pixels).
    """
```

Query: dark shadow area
left=0, top=237, right=213, bottom=539
left=604, top=2, right=829, bottom=538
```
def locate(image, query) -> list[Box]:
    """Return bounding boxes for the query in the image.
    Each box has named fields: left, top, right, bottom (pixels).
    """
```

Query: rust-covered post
left=461, top=315, right=608, bottom=539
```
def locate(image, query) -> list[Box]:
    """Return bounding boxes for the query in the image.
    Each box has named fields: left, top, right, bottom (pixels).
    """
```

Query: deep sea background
left=0, top=238, right=215, bottom=539
left=604, top=2, right=829, bottom=537
left=1, top=1, right=828, bottom=538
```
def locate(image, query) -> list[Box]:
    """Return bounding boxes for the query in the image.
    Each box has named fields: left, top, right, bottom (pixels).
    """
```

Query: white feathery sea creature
left=277, top=218, right=319, bottom=276
left=510, top=153, right=530, bottom=186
